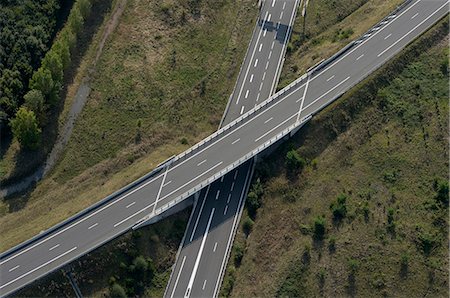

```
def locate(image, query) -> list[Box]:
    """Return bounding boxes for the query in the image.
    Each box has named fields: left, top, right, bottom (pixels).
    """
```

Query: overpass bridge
left=1, top=0, right=448, bottom=296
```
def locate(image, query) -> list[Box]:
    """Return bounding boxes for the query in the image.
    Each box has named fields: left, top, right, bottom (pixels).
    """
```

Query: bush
left=246, top=191, right=260, bottom=219
left=110, top=283, right=127, bottom=298
left=328, top=237, right=336, bottom=252
left=434, top=179, right=449, bottom=206
left=348, top=258, right=359, bottom=273
left=387, top=208, right=396, bottom=232
left=234, top=243, right=244, bottom=267
left=418, top=231, right=439, bottom=255
left=313, top=216, right=326, bottom=240
left=285, top=149, right=306, bottom=173
left=243, top=217, right=254, bottom=236
left=330, top=193, right=348, bottom=220
left=10, top=107, right=41, bottom=150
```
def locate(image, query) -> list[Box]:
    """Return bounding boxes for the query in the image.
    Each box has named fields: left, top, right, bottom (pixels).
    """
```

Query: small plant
left=362, top=201, right=370, bottom=220
left=387, top=207, right=396, bottom=233
left=328, top=237, right=336, bottom=252
left=348, top=258, right=359, bottom=273
left=180, top=137, right=188, bottom=145
left=313, top=216, right=326, bottom=240
left=330, top=193, right=348, bottom=220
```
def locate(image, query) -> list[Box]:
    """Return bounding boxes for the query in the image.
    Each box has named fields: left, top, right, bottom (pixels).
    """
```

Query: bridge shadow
left=258, top=17, right=291, bottom=45
left=176, top=160, right=253, bottom=250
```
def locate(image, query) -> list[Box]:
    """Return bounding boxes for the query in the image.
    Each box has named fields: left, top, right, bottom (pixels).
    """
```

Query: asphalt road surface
left=164, top=0, right=299, bottom=297
left=1, top=0, right=447, bottom=296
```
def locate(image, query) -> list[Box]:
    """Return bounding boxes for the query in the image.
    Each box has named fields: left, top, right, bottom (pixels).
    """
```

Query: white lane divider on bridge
left=48, top=244, right=60, bottom=251
left=213, top=242, right=218, bottom=252
left=125, top=202, right=136, bottom=208
left=231, top=138, right=240, bottom=145
left=202, top=280, right=207, bottom=290
left=356, top=54, right=364, bottom=61
left=215, top=190, right=220, bottom=200
left=184, top=208, right=215, bottom=298
left=197, top=159, right=207, bottom=167
left=326, top=75, right=335, bottom=82
left=384, top=33, right=392, bottom=40
left=8, top=265, right=19, bottom=272
left=88, top=223, right=98, bottom=230
left=113, top=202, right=156, bottom=227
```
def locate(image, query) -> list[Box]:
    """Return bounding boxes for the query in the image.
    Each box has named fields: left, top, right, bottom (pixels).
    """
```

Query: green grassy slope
left=222, top=18, right=449, bottom=298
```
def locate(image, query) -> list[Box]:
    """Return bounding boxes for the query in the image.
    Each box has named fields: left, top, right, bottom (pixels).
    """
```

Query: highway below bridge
left=0, top=0, right=448, bottom=296
left=165, top=0, right=299, bottom=297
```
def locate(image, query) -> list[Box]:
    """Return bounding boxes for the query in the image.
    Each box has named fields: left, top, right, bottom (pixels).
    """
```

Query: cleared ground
left=221, top=19, right=449, bottom=298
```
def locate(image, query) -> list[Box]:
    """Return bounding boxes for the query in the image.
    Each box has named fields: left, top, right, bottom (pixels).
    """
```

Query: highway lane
left=164, top=0, right=298, bottom=297
left=1, top=0, right=447, bottom=296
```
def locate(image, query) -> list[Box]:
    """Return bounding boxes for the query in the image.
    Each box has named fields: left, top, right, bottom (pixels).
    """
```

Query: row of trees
left=3, top=0, right=93, bottom=149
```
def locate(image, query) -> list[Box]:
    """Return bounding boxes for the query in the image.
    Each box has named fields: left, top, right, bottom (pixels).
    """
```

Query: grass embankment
left=221, top=18, right=449, bottom=297
left=0, top=0, right=258, bottom=252
left=278, top=0, right=403, bottom=89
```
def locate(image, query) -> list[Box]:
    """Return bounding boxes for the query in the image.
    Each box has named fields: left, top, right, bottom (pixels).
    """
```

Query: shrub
left=348, top=258, right=359, bottom=273
left=246, top=191, right=260, bottom=219
left=328, top=237, right=336, bottom=252
left=434, top=179, right=449, bottom=206
left=10, top=107, right=41, bottom=150
left=313, top=216, right=326, bottom=240
left=418, top=231, right=439, bottom=255
left=330, top=193, right=348, bottom=220
left=285, top=149, right=306, bottom=173
left=234, top=243, right=244, bottom=267
left=387, top=208, right=396, bottom=232
left=110, top=283, right=127, bottom=298
left=133, top=256, right=148, bottom=273
left=243, top=217, right=254, bottom=236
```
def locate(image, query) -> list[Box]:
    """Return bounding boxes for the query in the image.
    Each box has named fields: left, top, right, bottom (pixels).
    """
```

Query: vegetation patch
left=222, top=18, right=448, bottom=298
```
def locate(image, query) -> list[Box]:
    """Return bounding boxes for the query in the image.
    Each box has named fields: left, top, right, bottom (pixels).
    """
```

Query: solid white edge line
left=170, top=255, right=186, bottom=298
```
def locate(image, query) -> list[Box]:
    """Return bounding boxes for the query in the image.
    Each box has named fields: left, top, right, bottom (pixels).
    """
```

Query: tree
left=23, top=89, right=45, bottom=124
left=30, top=67, right=58, bottom=105
left=10, top=107, right=41, bottom=150
left=42, top=50, right=64, bottom=83
left=109, top=283, right=127, bottom=298
left=68, top=7, right=84, bottom=36
left=77, top=0, right=92, bottom=19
